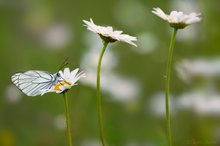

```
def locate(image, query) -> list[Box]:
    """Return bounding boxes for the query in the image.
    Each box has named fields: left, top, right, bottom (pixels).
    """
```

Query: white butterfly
left=11, top=70, right=62, bottom=96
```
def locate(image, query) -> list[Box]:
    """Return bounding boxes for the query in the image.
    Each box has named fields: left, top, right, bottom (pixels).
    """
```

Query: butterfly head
left=54, top=72, right=64, bottom=82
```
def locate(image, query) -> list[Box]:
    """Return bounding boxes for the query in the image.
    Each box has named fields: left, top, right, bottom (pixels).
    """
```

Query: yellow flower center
left=54, top=81, right=71, bottom=91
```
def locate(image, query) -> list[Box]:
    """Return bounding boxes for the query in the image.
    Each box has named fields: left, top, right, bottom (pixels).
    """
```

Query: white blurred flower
left=5, top=85, right=22, bottom=103
left=113, top=0, right=147, bottom=29
left=81, top=139, right=99, bottom=146
left=176, top=25, right=198, bottom=42
left=126, top=142, right=155, bottom=146
left=149, top=92, right=175, bottom=117
left=81, top=70, right=139, bottom=102
left=83, top=18, right=137, bottom=46
left=81, top=33, right=117, bottom=71
left=42, top=68, right=85, bottom=94
left=177, top=91, right=220, bottom=116
left=152, top=7, right=201, bottom=29
left=105, top=74, right=140, bottom=101
left=40, top=23, right=71, bottom=49
left=136, top=32, right=158, bottom=54
left=54, top=114, right=66, bottom=130
left=176, top=59, right=220, bottom=82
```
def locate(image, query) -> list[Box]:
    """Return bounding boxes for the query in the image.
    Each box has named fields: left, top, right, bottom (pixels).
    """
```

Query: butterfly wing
left=11, top=71, right=57, bottom=96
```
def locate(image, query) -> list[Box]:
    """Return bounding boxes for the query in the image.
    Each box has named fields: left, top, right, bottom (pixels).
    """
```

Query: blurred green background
left=1, top=0, right=220, bottom=146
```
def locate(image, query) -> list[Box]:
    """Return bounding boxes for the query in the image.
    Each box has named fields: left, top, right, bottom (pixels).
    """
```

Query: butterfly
left=11, top=58, right=70, bottom=96
left=11, top=70, right=63, bottom=96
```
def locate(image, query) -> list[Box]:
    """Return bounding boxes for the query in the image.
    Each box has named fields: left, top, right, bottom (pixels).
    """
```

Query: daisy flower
left=83, top=18, right=137, bottom=145
left=152, top=7, right=201, bottom=29
left=83, top=18, right=137, bottom=47
left=152, top=7, right=201, bottom=146
left=43, top=68, right=85, bottom=94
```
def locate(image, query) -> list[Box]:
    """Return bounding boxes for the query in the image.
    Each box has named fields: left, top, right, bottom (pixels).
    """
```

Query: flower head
left=152, top=7, right=201, bottom=29
left=42, top=68, right=85, bottom=94
left=83, top=18, right=137, bottom=46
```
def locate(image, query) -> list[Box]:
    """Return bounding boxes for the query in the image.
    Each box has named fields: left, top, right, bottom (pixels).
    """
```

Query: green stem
left=63, top=92, right=73, bottom=146
left=165, top=28, right=178, bottom=146
left=97, top=40, right=109, bottom=146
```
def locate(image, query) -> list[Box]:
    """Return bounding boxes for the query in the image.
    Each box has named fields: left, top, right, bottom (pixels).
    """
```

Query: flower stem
left=165, top=28, right=178, bottom=146
left=97, top=40, right=109, bottom=146
left=63, top=92, right=73, bottom=146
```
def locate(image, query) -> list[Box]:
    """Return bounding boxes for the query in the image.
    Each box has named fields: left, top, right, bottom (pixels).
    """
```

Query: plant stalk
left=63, top=92, right=73, bottom=146
left=97, top=40, right=109, bottom=146
left=165, top=28, right=178, bottom=146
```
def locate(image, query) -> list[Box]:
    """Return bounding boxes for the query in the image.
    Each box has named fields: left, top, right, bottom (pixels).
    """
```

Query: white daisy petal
left=152, top=7, right=168, bottom=21
left=71, top=71, right=86, bottom=85
left=83, top=18, right=137, bottom=46
left=152, top=7, right=201, bottom=29
left=70, top=68, right=79, bottom=79
left=63, top=68, right=70, bottom=77
left=185, top=13, right=202, bottom=24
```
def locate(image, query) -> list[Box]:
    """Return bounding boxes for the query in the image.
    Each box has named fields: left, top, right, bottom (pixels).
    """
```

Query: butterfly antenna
left=57, top=57, right=69, bottom=71
left=56, top=57, right=70, bottom=84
